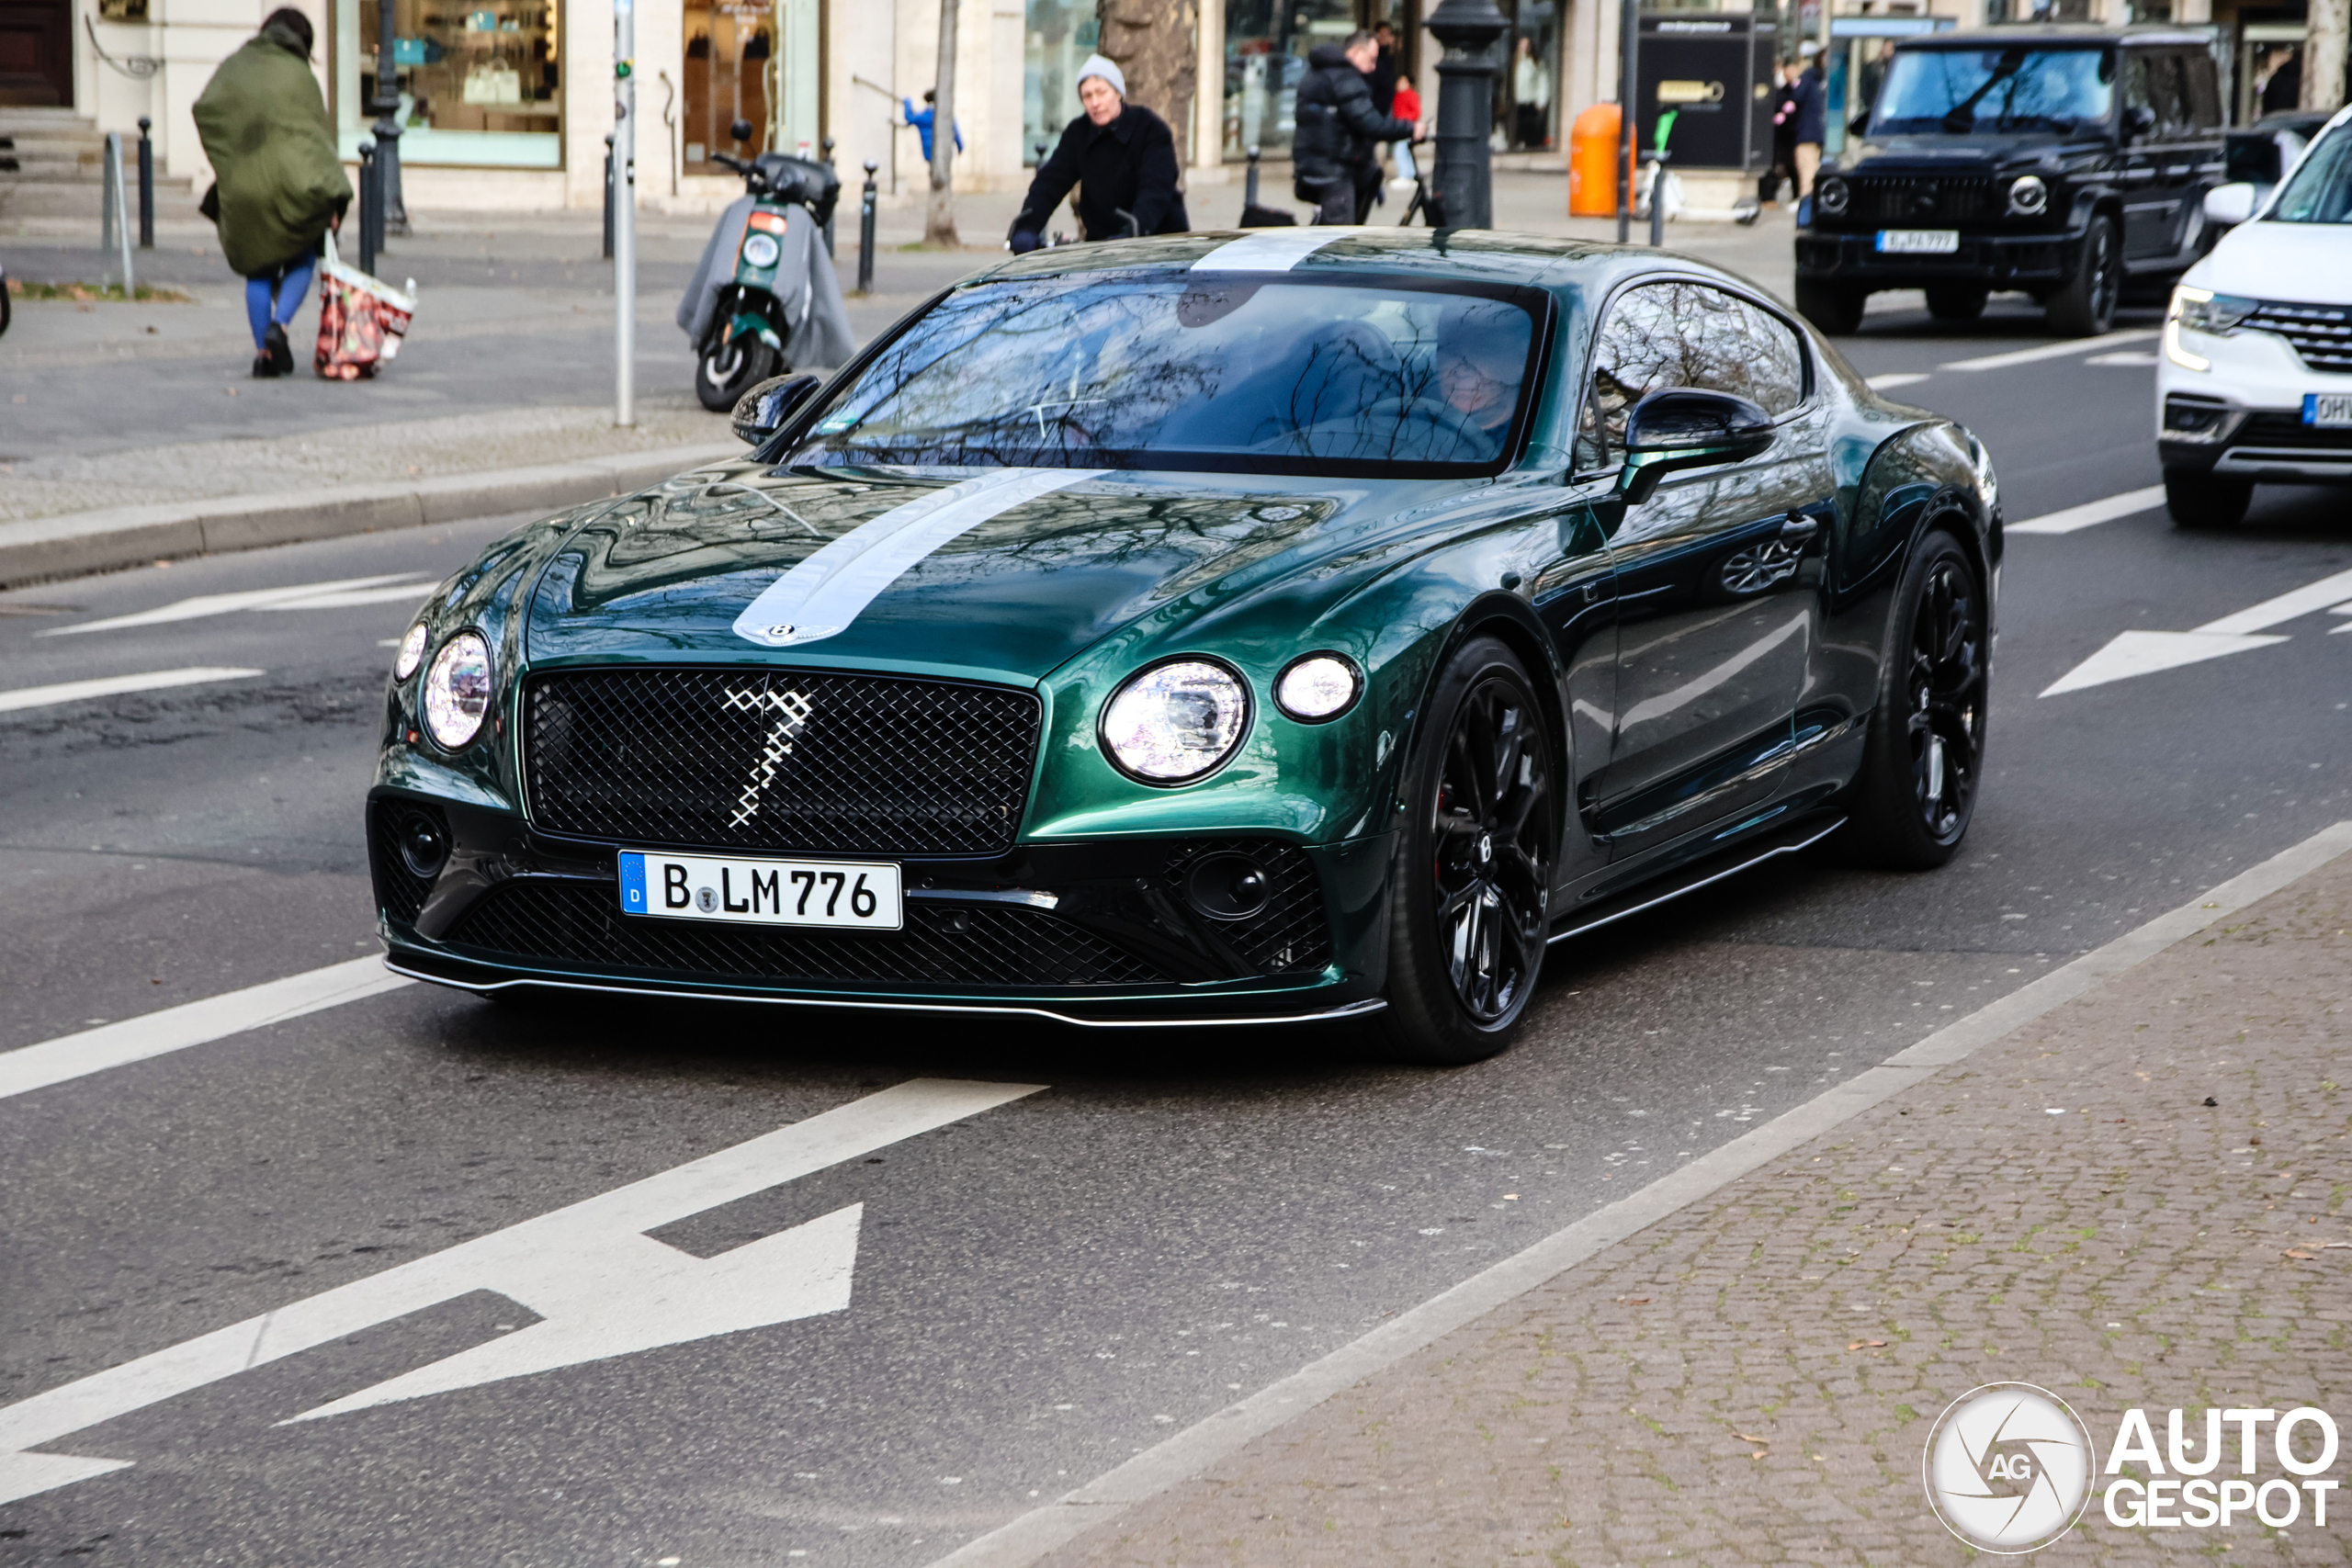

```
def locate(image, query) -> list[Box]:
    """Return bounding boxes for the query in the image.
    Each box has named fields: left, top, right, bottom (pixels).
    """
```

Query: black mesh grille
left=525, top=668, right=1040, bottom=858
left=1164, top=840, right=1333, bottom=975
left=1837, top=175, right=1998, bottom=227
left=2246, top=301, right=2352, bottom=374
left=2233, top=412, right=2352, bottom=451
left=368, top=800, right=443, bottom=927
left=444, top=880, right=1168, bottom=987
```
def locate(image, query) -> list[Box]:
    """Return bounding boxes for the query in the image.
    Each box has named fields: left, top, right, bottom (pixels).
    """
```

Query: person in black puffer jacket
left=1294, top=32, right=1425, bottom=224
left=1009, top=54, right=1189, bottom=250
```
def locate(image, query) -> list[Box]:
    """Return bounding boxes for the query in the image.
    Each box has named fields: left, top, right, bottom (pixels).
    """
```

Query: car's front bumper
left=2157, top=321, right=2352, bottom=483
left=1795, top=227, right=2078, bottom=290
left=369, top=788, right=1393, bottom=1026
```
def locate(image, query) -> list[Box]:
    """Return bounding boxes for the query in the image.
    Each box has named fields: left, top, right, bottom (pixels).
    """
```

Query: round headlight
left=2007, top=175, right=2048, bottom=216
left=1815, top=175, right=1849, bottom=218
left=1101, top=659, right=1250, bottom=784
left=423, top=632, right=493, bottom=750
left=1274, top=653, right=1363, bottom=723
left=393, top=620, right=429, bottom=681
left=741, top=231, right=782, bottom=269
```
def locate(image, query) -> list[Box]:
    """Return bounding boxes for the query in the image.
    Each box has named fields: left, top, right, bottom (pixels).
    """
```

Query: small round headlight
left=393, top=620, right=429, bottom=681
left=1274, top=653, right=1363, bottom=722
left=741, top=231, right=782, bottom=269
left=2007, top=174, right=2048, bottom=216
left=423, top=632, right=493, bottom=750
left=1815, top=175, right=1849, bottom=218
left=1101, top=659, right=1250, bottom=784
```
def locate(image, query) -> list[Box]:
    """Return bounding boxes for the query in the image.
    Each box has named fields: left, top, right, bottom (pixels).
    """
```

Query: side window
left=2120, top=51, right=2153, bottom=117
left=2179, top=49, right=2222, bottom=130
left=2123, top=51, right=2185, bottom=134
left=1577, top=283, right=1804, bottom=470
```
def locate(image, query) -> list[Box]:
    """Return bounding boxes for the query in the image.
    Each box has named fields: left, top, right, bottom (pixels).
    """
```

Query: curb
left=924, top=818, right=2352, bottom=1568
left=0, top=442, right=741, bottom=590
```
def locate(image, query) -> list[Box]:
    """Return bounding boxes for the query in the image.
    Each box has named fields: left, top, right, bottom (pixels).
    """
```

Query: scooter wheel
left=697, top=335, right=778, bottom=412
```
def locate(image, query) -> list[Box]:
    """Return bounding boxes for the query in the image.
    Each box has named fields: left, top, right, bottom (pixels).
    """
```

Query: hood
left=2189, top=221, right=2352, bottom=305
left=1307, top=42, right=1351, bottom=70
left=523, top=461, right=1465, bottom=687
left=1838, top=134, right=2101, bottom=173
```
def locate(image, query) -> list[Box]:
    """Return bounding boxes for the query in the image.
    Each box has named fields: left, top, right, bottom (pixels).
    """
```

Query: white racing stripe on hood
left=731, top=468, right=1107, bottom=648
left=1189, top=231, right=1343, bottom=273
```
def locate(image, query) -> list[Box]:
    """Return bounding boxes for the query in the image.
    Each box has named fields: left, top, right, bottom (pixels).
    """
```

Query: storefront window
left=1025, top=0, right=1099, bottom=164
left=1223, top=0, right=1358, bottom=159
left=1499, top=1, right=1555, bottom=150
left=684, top=0, right=773, bottom=171
left=338, top=0, right=562, bottom=168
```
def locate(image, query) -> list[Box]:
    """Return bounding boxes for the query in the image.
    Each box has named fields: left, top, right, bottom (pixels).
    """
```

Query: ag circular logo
left=1923, top=1382, right=2095, bottom=1553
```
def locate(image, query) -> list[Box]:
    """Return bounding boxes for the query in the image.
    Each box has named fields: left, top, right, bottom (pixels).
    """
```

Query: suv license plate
left=1877, top=229, right=1960, bottom=254
left=2306, top=393, right=2352, bottom=428
left=619, top=850, right=903, bottom=931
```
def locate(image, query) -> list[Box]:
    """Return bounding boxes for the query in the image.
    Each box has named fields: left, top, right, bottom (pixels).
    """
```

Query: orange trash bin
left=1569, top=103, right=1634, bottom=218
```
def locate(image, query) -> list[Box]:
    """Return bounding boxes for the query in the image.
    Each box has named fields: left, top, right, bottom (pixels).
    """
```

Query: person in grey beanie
left=1008, top=54, right=1189, bottom=251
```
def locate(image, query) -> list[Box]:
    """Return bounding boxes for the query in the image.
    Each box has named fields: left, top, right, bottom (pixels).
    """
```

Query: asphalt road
left=3, top=299, right=2349, bottom=1568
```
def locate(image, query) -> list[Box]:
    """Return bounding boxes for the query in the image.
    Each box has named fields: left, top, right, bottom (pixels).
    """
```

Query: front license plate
left=1876, top=229, right=1961, bottom=254
left=2306, top=393, right=2352, bottom=428
left=619, top=850, right=903, bottom=931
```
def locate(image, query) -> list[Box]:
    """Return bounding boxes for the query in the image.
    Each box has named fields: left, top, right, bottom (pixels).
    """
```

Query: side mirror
left=729, top=118, right=755, bottom=144
left=730, top=373, right=823, bottom=445
left=1849, top=111, right=1871, bottom=137
left=2203, top=181, right=2256, bottom=227
left=2124, top=104, right=2157, bottom=141
left=1616, top=389, right=1775, bottom=507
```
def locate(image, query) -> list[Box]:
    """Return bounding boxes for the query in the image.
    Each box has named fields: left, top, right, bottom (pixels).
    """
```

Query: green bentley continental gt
left=370, top=228, right=1999, bottom=1063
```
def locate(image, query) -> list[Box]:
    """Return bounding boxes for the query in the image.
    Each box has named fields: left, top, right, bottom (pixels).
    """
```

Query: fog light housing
left=1185, top=852, right=1272, bottom=921
left=2162, top=396, right=2234, bottom=442
left=395, top=807, right=449, bottom=880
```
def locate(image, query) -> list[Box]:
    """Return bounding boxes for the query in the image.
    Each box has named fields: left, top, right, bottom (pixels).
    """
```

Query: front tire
left=1838, top=530, right=1987, bottom=871
left=2044, top=216, right=2120, bottom=337
left=1367, top=637, right=1556, bottom=1066
left=2165, top=469, right=2253, bottom=530
left=1796, top=277, right=1866, bottom=336
left=696, top=333, right=780, bottom=412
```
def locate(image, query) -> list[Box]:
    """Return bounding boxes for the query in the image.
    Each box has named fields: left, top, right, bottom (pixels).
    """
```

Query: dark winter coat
left=1369, top=44, right=1400, bottom=115
left=1293, top=43, right=1415, bottom=186
left=1011, top=104, right=1190, bottom=243
left=192, top=19, right=352, bottom=277
left=1788, top=64, right=1827, bottom=146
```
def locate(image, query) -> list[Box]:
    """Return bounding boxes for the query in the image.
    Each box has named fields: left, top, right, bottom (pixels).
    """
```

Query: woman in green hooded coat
left=193, top=7, right=353, bottom=377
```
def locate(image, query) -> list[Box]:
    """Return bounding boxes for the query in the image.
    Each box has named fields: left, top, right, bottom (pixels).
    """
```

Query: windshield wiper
left=1941, top=47, right=2027, bottom=134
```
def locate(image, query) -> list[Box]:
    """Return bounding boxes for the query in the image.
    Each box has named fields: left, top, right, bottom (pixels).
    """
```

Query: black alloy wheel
left=1370, top=637, right=1555, bottom=1065
left=1840, top=532, right=1987, bottom=870
left=697, top=331, right=780, bottom=412
left=2045, top=216, right=2119, bottom=337
left=2164, top=468, right=2254, bottom=530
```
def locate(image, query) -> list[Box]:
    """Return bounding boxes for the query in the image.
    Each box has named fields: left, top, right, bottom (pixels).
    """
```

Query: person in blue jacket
left=1788, top=41, right=1827, bottom=200
left=903, top=89, right=963, bottom=163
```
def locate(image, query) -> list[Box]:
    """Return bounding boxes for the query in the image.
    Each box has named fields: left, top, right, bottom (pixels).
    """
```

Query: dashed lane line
left=0, top=957, right=411, bottom=1102
left=0, top=667, right=266, bottom=715
left=1939, top=328, right=2158, bottom=372
left=2007, top=485, right=2167, bottom=536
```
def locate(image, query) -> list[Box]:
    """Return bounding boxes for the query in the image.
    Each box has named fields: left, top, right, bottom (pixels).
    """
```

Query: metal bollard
left=820, top=136, right=837, bottom=257
left=603, top=133, right=616, bottom=261
left=101, top=132, right=134, bottom=294
left=357, top=140, right=379, bottom=275
left=1245, top=144, right=1261, bottom=209
left=1647, top=152, right=1668, bottom=247
left=136, top=117, right=153, bottom=249
left=856, top=160, right=878, bottom=295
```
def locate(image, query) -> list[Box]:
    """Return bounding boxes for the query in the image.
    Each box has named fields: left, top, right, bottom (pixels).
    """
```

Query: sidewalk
left=1020, top=834, right=2352, bottom=1566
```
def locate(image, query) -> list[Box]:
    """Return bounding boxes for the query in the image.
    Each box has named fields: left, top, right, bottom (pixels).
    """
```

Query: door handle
left=1780, top=514, right=1820, bottom=544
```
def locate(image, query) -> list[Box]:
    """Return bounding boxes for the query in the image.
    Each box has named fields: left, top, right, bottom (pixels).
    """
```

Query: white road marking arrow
left=0, top=1078, right=1042, bottom=1506
left=2041, top=565, right=2352, bottom=696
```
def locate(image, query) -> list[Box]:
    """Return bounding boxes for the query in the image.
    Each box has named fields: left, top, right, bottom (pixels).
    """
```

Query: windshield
left=2268, top=125, right=2352, bottom=222
left=1868, top=46, right=2114, bottom=136
left=785, top=276, right=1543, bottom=477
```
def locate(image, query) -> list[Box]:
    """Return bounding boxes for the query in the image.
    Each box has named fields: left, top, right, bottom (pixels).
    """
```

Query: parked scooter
left=692, top=119, right=842, bottom=412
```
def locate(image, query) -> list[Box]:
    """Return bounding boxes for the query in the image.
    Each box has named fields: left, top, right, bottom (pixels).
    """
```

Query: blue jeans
left=244, top=253, right=317, bottom=348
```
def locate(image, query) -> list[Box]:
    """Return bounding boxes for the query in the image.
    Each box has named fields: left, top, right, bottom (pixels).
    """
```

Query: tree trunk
left=1097, top=0, right=1198, bottom=167
left=2305, top=0, right=2349, bottom=114
left=926, top=0, right=961, bottom=247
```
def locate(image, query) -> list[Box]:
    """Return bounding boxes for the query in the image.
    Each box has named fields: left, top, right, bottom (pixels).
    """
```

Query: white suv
left=2157, top=105, right=2352, bottom=529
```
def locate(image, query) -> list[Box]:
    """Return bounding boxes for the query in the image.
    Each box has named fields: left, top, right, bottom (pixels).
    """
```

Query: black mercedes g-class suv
left=1794, top=25, right=2225, bottom=336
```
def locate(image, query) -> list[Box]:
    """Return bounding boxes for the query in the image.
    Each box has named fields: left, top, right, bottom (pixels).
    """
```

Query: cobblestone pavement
left=1036, top=850, right=2352, bottom=1567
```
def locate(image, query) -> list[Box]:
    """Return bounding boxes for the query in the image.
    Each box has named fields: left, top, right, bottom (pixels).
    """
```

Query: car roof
left=1898, top=22, right=2211, bottom=47
left=975, top=229, right=1749, bottom=299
